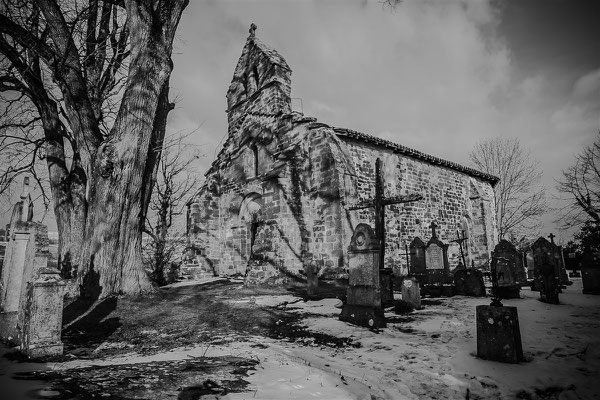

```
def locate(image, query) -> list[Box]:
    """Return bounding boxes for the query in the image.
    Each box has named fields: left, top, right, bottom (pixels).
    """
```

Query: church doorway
left=239, top=193, right=263, bottom=267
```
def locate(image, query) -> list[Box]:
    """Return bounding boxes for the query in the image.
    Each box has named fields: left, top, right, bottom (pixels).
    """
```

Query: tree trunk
left=74, top=2, right=186, bottom=298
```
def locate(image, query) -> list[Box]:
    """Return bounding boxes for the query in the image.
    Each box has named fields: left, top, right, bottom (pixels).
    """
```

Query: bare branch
left=470, top=137, right=547, bottom=240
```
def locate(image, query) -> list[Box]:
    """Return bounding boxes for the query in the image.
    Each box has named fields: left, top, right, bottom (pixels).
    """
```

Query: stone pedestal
left=401, top=277, right=421, bottom=310
left=19, top=268, right=65, bottom=358
left=582, top=268, right=600, bottom=295
left=340, top=224, right=386, bottom=328
left=476, top=305, right=524, bottom=363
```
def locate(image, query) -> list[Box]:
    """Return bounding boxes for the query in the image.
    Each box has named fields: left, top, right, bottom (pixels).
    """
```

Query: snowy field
left=2, top=278, right=599, bottom=399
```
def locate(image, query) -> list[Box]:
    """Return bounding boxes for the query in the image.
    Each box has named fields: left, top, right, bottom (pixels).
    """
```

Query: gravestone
left=532, top=237, right=560, bottom=304
left=454, top=268, right=486, bottom=297
left=401, top=276, right=421, bottom=310
left=343, top=158, right=422, bottom=327
left=581, top=250, right=600, bottom=295
left=340, top=224, right=386, bottom=328
left=476, top=305, right=524, bottom=363
left=476, top=255, right=524, bottom=364
left=380, top=268, right=394, bottom=306
left=305, top=260, right=318, bottom=298
left=0, top=178, right=64, bottom=358
left=424, top=222, right=450, bottom=292
left=492, top=241, right=523, bottom=298
left=548, top=234, right=569, bottom=287
left=409, top=237, right=427, bottom=284
left=19, top=268, right=66, bottom=358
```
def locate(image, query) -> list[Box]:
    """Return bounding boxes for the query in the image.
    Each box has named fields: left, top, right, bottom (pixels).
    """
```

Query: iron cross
left=347, top=158, right=422, bottom=270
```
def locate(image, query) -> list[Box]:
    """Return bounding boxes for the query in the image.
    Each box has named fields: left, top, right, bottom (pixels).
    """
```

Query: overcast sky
left=2, top=0, right=599, bottom=243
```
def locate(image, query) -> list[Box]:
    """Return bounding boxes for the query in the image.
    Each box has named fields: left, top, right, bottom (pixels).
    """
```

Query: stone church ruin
left=186, top=27, right=499, bottom=284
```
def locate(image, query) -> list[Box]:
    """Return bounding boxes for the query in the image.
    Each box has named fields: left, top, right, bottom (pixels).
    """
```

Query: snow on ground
left=6, top=278, right=598, bottom=399
left=268, top=278, right=600, bottom=399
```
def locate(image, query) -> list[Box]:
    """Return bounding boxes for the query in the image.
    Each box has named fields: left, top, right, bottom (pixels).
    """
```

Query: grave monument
left=408, top=237, right=427, bottom=286
left=581, top=249, right=600, bottom=295
left=491, top=240, right=524, bottom=298
left=423, top=222, right=450, bottom=296
left=532, top=237, right=560, bottom=304
left=476, top=251, right=524, bottom=363
left=340, top=158, right=422, bottom=328
left=0, top=177, right=65, bottom=358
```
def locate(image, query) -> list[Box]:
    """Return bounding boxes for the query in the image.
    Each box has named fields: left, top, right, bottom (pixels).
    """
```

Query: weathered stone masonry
left=186, top=30, right=498, bottom=283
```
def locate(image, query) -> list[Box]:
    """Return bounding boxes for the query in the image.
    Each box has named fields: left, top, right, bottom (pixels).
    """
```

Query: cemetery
left=1, top=2, right=600, bottom=400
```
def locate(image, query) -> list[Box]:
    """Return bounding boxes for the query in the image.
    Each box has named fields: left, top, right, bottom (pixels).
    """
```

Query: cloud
left=572, top=67, right=600, bottom=98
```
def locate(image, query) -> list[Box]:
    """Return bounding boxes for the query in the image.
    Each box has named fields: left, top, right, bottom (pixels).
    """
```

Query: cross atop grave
left=548, top=233, right=556, bottom=245
left=347, top=158, right=422, bottom=270
left=429, top=221, right=438, bottom=239
left=451, top=229, right=468, bottom=267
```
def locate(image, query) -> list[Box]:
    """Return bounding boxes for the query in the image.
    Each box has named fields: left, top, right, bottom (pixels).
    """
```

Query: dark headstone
left=476, top=305, right=524, bottom=363
left=401, top=277, right=421, bottom=310
left=380, top=268, right=394, bottom=306
left=532, top=237, right=560, bottom=303
left=491, top=249, right=520, bottom=299
left=553, top=245, right=570, bottom=286
left=494, top=240, right=526, bottom=283
left=409, top=236, right=427, bottom=284
left=581, top=250, right=600, bottom=294
left=306, top=261, right=318, bottom=298
left=454, top=269, right=486, bottom=297
left=540, top=261, right=560, bottom=304
left=340, top=224, right=386, bottom=328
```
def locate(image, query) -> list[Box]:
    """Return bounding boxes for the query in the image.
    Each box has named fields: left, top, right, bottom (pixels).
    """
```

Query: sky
left=2, top=0, right=599, bottom=244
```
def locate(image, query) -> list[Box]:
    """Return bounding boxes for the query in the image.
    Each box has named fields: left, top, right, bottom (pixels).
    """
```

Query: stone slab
left=476, top=305, right=524, bottom=364
left=582, top=267, right=600, bottom=295
left=401, top=277, right=421, bottom=310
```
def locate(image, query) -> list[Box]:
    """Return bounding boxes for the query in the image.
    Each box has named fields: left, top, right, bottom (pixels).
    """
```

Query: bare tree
left=556, top=132, right=600, bottom=227
left=470, top=137, right=547, bottom=240
left=144, top=133, right=201, bottom=286
left=0, top=0, right=188, bottom=298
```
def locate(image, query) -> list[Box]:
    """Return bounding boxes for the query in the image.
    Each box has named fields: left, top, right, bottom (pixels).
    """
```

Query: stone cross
left=347, top=158, right=422, bottom=271
left=429, top=221, right=438, bottom=239
left=548, top=233, right=556, bottom=245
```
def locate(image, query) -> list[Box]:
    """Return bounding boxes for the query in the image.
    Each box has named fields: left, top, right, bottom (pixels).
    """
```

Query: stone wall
left=343, top=139, right=497, bottom=275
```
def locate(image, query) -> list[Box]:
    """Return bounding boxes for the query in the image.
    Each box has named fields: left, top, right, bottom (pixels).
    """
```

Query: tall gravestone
left=19, top=268, right=66, bottom=358
left=424, top=222, right=450, bottom=295
left=545, top=234, right=569, bottom=288
left=492, top=240, right=524, bottom=298
left=340, top=224, right=385, bottom=328
left=409, top=237, right=427, bottom=286
left=343, top=158, right=422, bottom=327
left=0, top=177, right=65, bottom=358
left=581, top=250, right=600, bottom=295
left=476, top=250, right=524, bottom=364
left=532, top=237, right=559, bottom=304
